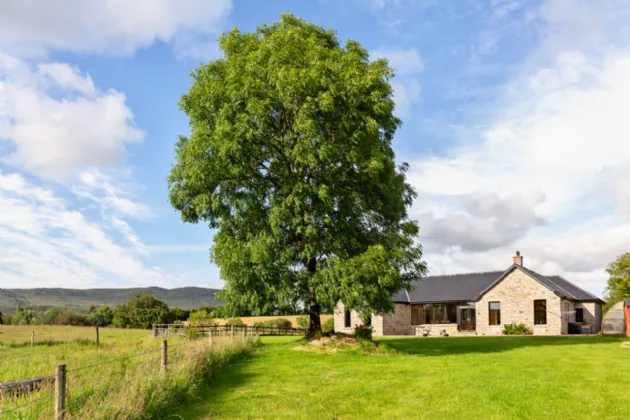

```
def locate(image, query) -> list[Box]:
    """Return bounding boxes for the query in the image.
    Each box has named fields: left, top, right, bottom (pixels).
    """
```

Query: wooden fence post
left=208, top=330, right=213, bottom=348
left=31, top=330, right=35, bottom=347
left=161, top=340, right=168, bottom=371
left=54, top=364, right=66, bottom=420
left=95, top=325, right=100, bottom=347
left=242, top=325, right=246, bottom=341
left=231, top=325, right=234, bottom=342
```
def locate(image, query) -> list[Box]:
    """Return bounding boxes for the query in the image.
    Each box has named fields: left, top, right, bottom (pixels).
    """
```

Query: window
left=534, top=300, right=547, bottom=325
left=424, top=304, right=434, bottom=324
left=344, top=310, right=351, bottom=328
left=489, top=302, right=501, bottom=326
left=446, top=304, right=458, bottom=323
left=411, top=305, right=422, bottom=325
left=575, top=308, right=584, bottom=323
left=434, top=304, right=447, bottom=323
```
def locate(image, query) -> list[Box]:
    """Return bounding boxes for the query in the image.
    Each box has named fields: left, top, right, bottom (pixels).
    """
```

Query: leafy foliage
left=604, top=253, right=630, bottom=311
left=322, top=318, right=334, bottom=334
left=168, top=13, right=427, bottom=332
left=112, top=295, right=173, bottom=329
left=12, top=307, right=38, bottom=325
left=87, top=305, right=114, bottom=327
left=296, top=316, right=309, bottom=329
left=38, top=308, right=60, bottom=325
left=353, top=325, right=374, bottom=341
left=56, top=311, right=90, bottom=326
left=253, top=318, right=292, bottom=329
left=225, top=317, right=245, bottom=327
left=502, top=323, right=533, bottom=335
left=188, top=309, right=215, bottom=326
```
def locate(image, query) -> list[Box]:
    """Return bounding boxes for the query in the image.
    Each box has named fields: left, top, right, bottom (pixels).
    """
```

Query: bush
left=296, top=316, right=309, bottom=329
left=353, top=325, right=373, bottom=341
left=170, top=307, right=191, bottom=322
left=225, top=317, right=245, bottom=327
left=88, top=305, right=114, bottom=327
left=12, top=307, right=38, bottom=325
left=502, top=323, right=533, bottom=335
left=252, top=318, right=292, bottom=329
left=1, top=314, right=12, bottom=325
left=322, top=318, right=334, bottom=334
left=112, top=295, right=173, bottom=329
left=56, top=311, right=90, bottom=326
left=38, top=308, right=60, bottom=325
left=188, top=309, right=214, bottom=326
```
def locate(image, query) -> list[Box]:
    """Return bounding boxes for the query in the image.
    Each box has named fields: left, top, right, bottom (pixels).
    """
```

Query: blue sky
left=1, top=0, right=629, bottom=297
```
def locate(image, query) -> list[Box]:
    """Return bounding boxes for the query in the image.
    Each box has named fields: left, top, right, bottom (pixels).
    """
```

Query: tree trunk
left=307, top=258, right=322, bottom=336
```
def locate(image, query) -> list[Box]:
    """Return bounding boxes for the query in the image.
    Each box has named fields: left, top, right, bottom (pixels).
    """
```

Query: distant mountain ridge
left=0, top=287, right=223, bottom=313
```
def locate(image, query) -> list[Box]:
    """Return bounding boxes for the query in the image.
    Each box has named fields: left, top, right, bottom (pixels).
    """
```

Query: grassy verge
left=175, top=335, right=630, bottom=419
left=0, top=325, right=257, bottom=419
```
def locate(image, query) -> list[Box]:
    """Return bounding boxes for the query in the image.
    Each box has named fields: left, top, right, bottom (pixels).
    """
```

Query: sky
left=0, top=0, right=628, bottom=297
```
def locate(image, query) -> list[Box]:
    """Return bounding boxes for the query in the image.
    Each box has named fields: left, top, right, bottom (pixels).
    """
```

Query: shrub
left=296, top=315, right=309, bottom=329
left=112, top=295, right=173, bottom=329
left=322, top=318, right=334, bottom=334
left=188, top=309, right=214, bottom=326
left=252, top=318, right=292, bottom=329
left=56, top=311, right=90, bottom=326
left=38, top=308, right=60, bottom=325
left=87, top=305, right=114, bottom=327
left=353, top=325, right=373, bottom=341
left=170, top=307, right=191, bottom=322
left=502, top=323, right=533, bottom=335
left=1, top=314, right=12, bottom=325
left=13, top=307, right=38, bottom=325
left=225, top=317, right=245, bottom=327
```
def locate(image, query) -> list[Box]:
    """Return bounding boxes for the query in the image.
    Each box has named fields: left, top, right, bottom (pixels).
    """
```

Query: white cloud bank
left=372, top=48, right=423, bottom=118
left=409, top=0, right=630, bottom=296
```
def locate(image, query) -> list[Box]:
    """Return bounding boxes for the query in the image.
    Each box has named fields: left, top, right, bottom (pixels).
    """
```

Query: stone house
left=334, top=252, right=604, bottom=336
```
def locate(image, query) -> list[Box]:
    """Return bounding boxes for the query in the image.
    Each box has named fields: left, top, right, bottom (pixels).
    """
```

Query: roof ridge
left=423, top=270, right=505, bottom=278
left=548, top=274, right=602, bottom=301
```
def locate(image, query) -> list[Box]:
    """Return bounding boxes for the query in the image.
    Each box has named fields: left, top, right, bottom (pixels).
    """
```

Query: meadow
left=177, top=335, right=630, bottom=419
left=0, top=325, right=255, bottom=419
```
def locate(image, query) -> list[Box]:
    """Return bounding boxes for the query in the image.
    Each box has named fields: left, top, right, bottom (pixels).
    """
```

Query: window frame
left=344, top=309, right=351, bottom=328
left=534, top=299, right=547, bottom=325
left=575, top=308, right=584, bottom=323
left=488, top=301, right=501, bottom=326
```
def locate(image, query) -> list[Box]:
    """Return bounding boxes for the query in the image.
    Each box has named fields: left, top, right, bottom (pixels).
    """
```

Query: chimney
left=513, top=251, right=523, bottom=266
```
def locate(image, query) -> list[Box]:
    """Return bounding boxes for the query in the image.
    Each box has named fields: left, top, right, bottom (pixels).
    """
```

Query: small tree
left=13, top=307, right=37, bottom=325
left=88, top=305, right=114, bottom=327
left=170, top=307, right=191, bottom=322
left=604, top=253, right=630, bottom=311
left=112, top=295, right=173, bottom=329
left=56, top=311, right=90, bottom=326
left=187, top=309, right=214, bottom=326
left=168, top=14, right=427, bottom=335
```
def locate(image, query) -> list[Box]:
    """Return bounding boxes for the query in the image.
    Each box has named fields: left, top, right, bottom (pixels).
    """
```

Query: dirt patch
left=308, top=335, right=358, bottom=348
left=623, top=342, right=630, bottom=348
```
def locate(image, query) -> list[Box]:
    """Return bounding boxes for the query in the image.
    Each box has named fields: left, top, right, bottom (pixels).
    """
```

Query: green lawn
left=175, top=335, right=630, bottom=419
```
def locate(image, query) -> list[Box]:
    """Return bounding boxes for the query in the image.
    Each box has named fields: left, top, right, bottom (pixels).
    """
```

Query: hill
left=0, top=287, right=223, bottom=313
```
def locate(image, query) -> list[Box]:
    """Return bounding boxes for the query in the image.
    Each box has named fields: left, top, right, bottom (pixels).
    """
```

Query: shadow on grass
left=378, top=335, right=626, bottom=356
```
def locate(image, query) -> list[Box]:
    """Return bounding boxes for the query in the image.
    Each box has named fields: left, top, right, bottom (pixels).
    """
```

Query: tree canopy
left=168, top=14, right=426, bottom=333
left=604, top=252, right=630, bottom=311
left=112, top=295, right=173, bottom=329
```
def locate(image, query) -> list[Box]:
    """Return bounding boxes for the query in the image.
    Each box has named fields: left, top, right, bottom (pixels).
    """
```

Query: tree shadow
left=378, top=335, right=626, bottom=357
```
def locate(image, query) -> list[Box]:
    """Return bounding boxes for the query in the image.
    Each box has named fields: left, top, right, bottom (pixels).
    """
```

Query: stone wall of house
left=410, top=323, right=460, bottom=336
left=333, top=302, right=403, bottom=336
left=382, top=303, right=411, bottom=335
left=476, top=269, right=563, bottom=335
left=333, top=302, right=364, bottom=334
left=576, top=301, right=602, bottom=334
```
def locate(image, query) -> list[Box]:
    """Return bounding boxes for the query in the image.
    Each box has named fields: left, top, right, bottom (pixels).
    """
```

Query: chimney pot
left=513, top=251, right=523, bottom=266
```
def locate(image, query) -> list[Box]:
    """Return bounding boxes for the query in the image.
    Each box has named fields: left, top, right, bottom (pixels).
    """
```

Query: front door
left=460, top=308, right=476, bottom=332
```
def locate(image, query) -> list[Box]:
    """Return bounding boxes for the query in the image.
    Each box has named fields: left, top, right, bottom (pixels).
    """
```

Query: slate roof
left=394, top=265, right=604, bottom=304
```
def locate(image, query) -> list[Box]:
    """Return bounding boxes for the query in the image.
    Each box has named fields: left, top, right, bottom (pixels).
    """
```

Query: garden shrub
left=353, top=325, right=373, bottom=341
left=502, top=323, right=533, bottom=335
left=322, top=318, right=334, bottom=334
left=296, top=316, right=309, bottom=329
left=225, top=317, right=245, bottom=327
left=252, top=318, right=292, bottom=329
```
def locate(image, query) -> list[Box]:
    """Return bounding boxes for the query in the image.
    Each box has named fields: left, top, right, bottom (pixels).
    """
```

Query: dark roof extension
left=395, top=264, right=604, bottom=304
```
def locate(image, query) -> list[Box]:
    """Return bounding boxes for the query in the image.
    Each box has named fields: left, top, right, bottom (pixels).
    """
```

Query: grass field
left=0, top=325, right=254, bottom=418
left=176, top=335, right=630, bottom=419
left=213, top=314, right=333, bottom=327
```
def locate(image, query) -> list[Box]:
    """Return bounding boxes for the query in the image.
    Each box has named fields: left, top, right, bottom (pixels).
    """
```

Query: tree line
left=0, top=295, right=225, bottom=329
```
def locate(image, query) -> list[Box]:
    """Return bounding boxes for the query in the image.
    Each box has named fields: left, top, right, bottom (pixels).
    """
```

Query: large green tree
left=112, top=295, right=173, bottom=329
left=168, top=14, right=426, bottom=334
left=604, top=253, right=630, bottom=311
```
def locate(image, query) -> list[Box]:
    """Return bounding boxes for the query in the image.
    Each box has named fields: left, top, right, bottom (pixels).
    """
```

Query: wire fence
left=0, top=332, right=254, bottom=418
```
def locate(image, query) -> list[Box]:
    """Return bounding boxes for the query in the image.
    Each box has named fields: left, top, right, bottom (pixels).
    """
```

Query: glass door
left=460, top=308, right=476, bottom=332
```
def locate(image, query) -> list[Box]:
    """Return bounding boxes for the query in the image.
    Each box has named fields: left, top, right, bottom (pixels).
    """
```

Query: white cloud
left=372, top=47, right=424, bottom=75
left=0, top=55, right=144, bottom=180
left=0, top=0, right=233, bottom=58
left=0, top=171, right=177, bottom=288
left=391, top=79, right=421, bottom=118
left=408, top=0, right=630, bottom=296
